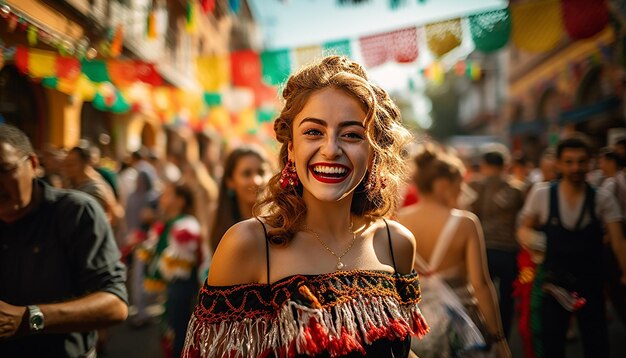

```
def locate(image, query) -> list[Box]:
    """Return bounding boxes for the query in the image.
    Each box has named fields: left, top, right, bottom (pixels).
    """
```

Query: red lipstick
left=309, top=162, right=351, bottom=184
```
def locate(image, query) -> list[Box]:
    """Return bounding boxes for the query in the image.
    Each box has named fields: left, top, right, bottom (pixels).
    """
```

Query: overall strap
left=428, top=212, right=462, bottom=272
left=383, top=219, right=398, bottom=274
left=255, top=217, right=270, bottom=284
left=548, top=181, right=560, bottom=224
left=574, top=184, right=597, bottom=231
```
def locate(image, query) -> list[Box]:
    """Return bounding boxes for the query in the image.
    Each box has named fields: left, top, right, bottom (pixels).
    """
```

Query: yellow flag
left=511, top=0, right=563, bottom=52
left=196, top=55, right=230, bottom=91
left=28, top=49, right=56, bottom=78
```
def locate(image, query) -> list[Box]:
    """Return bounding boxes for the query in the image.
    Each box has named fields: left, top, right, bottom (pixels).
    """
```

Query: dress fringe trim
left=182, top=294, right=428, bottom=357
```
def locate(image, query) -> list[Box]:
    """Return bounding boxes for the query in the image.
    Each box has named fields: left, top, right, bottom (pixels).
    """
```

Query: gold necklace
left=303, top=220, right=358, bottom=270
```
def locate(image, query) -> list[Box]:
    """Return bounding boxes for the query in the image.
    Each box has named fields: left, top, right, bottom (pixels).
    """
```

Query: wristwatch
left=27, top=305, right=45, bottom=332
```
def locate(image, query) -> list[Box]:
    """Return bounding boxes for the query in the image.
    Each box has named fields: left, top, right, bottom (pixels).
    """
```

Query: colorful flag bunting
left=261, top=50, right=291, bottom=86
left=562, top=0, right=609, bottom=40
left=196, top=55, right=230, bottom=91
left=469, top=7, right=511, bottom=53
left=323, top=39, right=352, bottom=58
left=231, top=50, right=262, bottom=88
left=360, top=27, right=418, bottom=67
left=392, top=27, right=418, bottom=63
left=425, top=18, right=462, bottom=58
left=294, top=45, right=322, bottom=69
left=511, top=0, right=563, bottom=52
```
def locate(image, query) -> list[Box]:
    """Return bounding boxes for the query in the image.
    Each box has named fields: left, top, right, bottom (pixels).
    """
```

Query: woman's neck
left=302, top=193, right=355, bottom=241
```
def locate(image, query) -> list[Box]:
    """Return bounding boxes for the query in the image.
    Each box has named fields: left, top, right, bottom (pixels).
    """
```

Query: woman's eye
left=343, top=132, right=364, bottom=140
left=303, top=129, right=322, bottom=136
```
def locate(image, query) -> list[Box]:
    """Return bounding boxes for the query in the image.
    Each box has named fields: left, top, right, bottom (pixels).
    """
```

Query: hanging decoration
left=323, top=39, right=352, bottom=58
left=359, top=27, right=418, bottom=67
left=108, top=60, right=139, bottom=88
left=203, top=92, right=222, bottom=107
left=511, top=0, right=563, bottom=52
left=359, top=32, right=391, bottom=68
left=420, top=59, right=482, bottom=84
left=392, top=27, right=419, bottom=63
left=389, top=0, right=407, bottom=10
left=230, top=50, right=262, bottom=88
left=110, top=25, right=124, bottom=57
left=467, top=61, right=482, bottom=81
left=93, top=84, right=131, bottom=113
left=229, top=0, right=242, bottom=14
left=0, top=2, right=92, bottom=57
left=252, top=83, right=277, bottom=108
left=135, top=62, right=162, bottom=86
left=425, top=18, right=462, bottom=58
left=196, top=55, right=230, bottom=91
left=13, top=47, right=31, bottom=75
left=294, top=45, right=322, bottom=69
left=469, top=7, right=511, bottom=53
left=222, top=87, right=254, bottom=113
left=186, top=1, right=198, bottom=34
left=27, top=25, right=37, bottom=46
left=200, top=0, right=216, bottom=14
left=561, top=0, right=609, bottom=40
left=261, top=49, right=292, bottom=86
left=28, top=49, right=57, bottom=78
left=256, top=108, right=276, bottom=123
left=147, top=8, right=157, bottom=40
left=81, top=59, right=112, bottom=83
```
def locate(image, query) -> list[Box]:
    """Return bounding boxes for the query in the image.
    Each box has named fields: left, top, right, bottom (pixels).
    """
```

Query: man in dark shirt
left=0, top=124, right=128, bottom=357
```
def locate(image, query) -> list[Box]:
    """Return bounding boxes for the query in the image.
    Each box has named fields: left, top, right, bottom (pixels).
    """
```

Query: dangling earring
left=364, top=159, right=386, bottom=199
left=279, top=160, right=300, bottom=189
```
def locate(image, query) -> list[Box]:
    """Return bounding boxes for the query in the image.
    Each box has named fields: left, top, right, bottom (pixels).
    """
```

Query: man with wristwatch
left=0, top=124, right=128, bottom=357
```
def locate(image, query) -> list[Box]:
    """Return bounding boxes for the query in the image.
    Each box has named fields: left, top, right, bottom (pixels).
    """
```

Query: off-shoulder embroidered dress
left=182, top=270, right=429, bottom=357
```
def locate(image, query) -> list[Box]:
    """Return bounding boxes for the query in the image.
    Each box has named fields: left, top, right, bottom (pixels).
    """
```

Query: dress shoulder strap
left=428, top=212, right=462, bottom=272
left=255, top=217, right=270, bottom=284
left=383, top=219, right=398, bottom=274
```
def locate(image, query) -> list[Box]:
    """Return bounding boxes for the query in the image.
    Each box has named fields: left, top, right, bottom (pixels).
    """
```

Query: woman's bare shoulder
left=208, top=218, right=268, bottom=286
left=451, top=209, right=482, bottom=240
left=378, top=219, right=416, bottom=274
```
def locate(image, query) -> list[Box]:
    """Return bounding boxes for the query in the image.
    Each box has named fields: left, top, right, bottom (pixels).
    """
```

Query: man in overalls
left=518, top=135, right=626, bottom=358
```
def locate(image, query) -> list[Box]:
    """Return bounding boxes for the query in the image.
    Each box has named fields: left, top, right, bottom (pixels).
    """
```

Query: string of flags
left=0, top=0, right=617, bottom=136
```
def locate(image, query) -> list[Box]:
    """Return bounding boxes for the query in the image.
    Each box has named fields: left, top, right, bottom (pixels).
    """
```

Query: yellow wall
left=45, top=89, right=82, bottom=148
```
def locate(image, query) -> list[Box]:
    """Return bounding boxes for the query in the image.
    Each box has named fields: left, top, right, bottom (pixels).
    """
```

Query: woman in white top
left=398, top=146, right=510, bottom=358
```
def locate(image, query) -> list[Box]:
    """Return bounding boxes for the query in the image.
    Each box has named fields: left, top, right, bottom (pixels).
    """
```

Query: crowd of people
left=1, top=55, right=625, bottom=358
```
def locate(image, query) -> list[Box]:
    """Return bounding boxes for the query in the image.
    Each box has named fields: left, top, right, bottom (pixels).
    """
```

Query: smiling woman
left=182, top=56, right=427, bottom=357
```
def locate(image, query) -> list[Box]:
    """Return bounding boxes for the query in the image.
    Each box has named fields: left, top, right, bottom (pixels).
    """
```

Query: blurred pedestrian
left=89, top=145, right=120, bottom=200
left=64, top=146, right=124, bottom=227
left=399, top=146, right=511, bottom=358
left=39, top=144, right=66, bottom=188
left=183, top=56, right=428, bottom=357
left=139, top=181, right=201, bottom=358
left=125, top=170, right=160, bottom=327
left=529, top=148, right=557, bottom=184
left=0, top=123, right=128, bottom=357
left=518, top=134, right=626, bottom=358
left=469, top=150, right=525, bottom=340
left=208, top=146, right=271, bottom=254
left=180, top=160, right=219, bottom=276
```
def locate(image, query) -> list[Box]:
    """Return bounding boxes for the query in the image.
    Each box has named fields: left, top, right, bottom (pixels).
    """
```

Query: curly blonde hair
left=255, top=56, right=413, bottom=245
